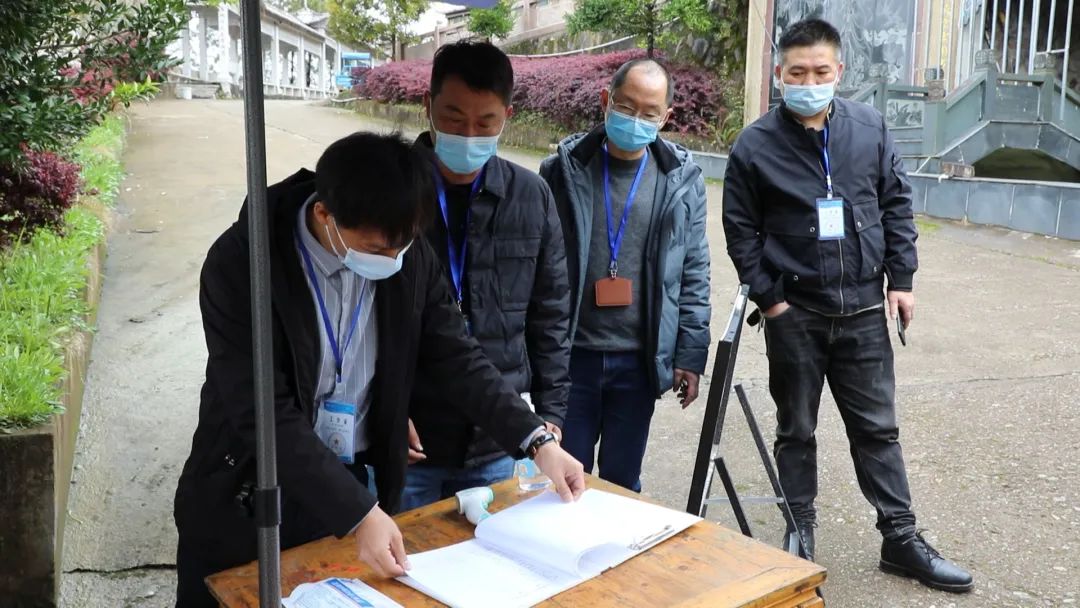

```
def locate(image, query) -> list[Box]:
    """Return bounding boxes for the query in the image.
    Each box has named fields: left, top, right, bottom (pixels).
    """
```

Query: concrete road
left=61, top=99, right=1080, bottom=607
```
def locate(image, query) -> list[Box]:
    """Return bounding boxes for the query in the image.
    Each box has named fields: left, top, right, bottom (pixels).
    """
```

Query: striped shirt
left=296, top=196, right=378, bottom=454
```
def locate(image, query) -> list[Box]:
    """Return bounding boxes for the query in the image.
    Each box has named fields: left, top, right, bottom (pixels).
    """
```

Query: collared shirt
left=296, top=195, right=377, bottom=454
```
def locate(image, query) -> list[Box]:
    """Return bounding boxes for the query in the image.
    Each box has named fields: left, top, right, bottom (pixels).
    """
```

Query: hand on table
left=355, top=506, right=410, bottom=577
left=532, top=442, right=585, bottom=503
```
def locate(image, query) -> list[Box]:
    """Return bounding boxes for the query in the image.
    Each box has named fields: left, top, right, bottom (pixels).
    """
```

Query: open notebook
left=396, top=489, right=702, bottom=608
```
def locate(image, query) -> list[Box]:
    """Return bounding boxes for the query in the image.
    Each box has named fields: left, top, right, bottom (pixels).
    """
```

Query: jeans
left=764, top=304, right=916, bottom=541
left=400, top=455, right=515, bottom=511
left=562, top=348, right=656, bottom=492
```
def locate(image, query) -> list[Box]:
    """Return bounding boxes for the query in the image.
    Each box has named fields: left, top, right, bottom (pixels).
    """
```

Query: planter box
left=0, top=218, right=107, bottom=607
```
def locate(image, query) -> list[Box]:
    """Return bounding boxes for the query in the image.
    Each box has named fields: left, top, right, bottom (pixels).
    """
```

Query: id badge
left=816, top=197, right=846, bottom=240
left=595, top=277, right=633, bottom=307
left=314, top=399, right=356, bottom=464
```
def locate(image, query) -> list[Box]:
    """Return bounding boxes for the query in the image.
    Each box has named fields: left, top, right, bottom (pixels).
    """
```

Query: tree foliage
left=0, top=0, right=185, bottom=169
left=567, top=0, right=662, bottom=57
left=327, top=0, right=429, bottom=60
left=468, top=0, right=515, bottom=42
left=566, top=0, right=742, bottom=69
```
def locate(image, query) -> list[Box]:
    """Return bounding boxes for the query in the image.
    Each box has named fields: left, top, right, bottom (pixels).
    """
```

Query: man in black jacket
left=402, top=41, right=570, bottom=509
left=174, top=132, right=584, bottom=607
left=722, top=19, right=972, bottom=593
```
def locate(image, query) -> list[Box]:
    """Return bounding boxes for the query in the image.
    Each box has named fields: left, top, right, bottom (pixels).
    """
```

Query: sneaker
left=880, top=531, right=974, bottom=593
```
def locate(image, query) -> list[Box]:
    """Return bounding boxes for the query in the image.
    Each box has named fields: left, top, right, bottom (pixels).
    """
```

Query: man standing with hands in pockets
left=722, top=18, right=973, bottom=593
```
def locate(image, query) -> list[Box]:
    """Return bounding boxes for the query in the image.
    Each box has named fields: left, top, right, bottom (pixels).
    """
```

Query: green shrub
left=0, top=117, right=122, bottom=432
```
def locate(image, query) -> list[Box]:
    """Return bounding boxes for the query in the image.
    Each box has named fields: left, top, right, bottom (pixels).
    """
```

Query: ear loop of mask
left=325, top=218, right=347, bottom=259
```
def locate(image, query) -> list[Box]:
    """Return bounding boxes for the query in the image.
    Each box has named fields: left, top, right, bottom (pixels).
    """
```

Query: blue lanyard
left=602, top=145, right=649, bottom=277
left=433, top=166, right=485, bottom=308
left=296, top=231, right=364, bottom=384
left=821, top=125, right=834, bottom=198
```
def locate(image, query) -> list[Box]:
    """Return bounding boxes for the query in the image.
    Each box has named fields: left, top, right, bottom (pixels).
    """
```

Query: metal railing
left=933, top=0, right=1075, bottom=121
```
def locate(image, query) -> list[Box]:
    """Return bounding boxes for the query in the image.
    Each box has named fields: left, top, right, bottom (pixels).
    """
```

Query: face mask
left=781, top=81, right=836, bottom=117
left=327, top=219, right=411, bottom=281
left=605, top=108, right=660, bottom=152
left=431, top=120, right=502, bottom=175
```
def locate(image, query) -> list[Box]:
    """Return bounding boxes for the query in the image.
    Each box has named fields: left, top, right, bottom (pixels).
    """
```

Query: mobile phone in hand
left=896, top=316, right=907, bottom=346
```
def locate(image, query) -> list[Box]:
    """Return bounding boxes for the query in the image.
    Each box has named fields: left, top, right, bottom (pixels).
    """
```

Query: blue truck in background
left=336, top=52, right=373, bottom=90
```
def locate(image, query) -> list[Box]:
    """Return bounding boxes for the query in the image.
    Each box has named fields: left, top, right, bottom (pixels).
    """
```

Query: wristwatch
left=526, top=430, right=558, bottom=460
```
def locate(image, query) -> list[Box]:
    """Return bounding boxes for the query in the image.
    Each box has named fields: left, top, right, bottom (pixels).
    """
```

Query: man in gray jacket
left=540, top=59, right=711, bottom=492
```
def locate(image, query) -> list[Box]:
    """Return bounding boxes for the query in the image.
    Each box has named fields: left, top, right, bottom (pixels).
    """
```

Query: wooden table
left=208, top=476, right=825, bottom=607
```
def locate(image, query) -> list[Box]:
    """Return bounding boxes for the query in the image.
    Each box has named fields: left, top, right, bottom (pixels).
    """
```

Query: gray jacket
left=540, top=126, right=711, bottom=396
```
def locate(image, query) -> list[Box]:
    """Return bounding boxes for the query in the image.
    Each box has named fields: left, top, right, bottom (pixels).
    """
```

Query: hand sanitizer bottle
left=515, top=393, right=552, bottom=492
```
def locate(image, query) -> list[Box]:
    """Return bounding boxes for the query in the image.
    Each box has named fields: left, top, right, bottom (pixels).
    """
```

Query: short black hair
left=778, top=18, right=842, bottom=61
left=315, top=132, right=431, bottom=247
left=430, top=41, right=514, bottom=105
left=610, top=59, right=674, bottom=106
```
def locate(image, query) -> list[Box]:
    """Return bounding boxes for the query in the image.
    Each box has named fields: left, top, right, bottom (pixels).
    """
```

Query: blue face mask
left=327, top=220, right=411, bottom=281
left=782, top=81, right=836, bottom=117
left=432, top=125, right=501, bottom=175
left=605, top=109, right=660, bottom=152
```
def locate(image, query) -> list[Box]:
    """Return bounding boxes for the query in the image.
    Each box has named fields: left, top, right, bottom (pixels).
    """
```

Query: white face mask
left=326, top=218, right=410, bottom=281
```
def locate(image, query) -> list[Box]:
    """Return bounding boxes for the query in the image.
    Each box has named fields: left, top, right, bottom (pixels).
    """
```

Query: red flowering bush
left=359, top=50, right=727, bottom=137
left=0, top=148, right=82, bottom=249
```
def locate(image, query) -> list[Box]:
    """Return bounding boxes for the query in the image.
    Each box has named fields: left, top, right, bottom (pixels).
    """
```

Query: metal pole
left=1015, top=0, right=1026, bottom=72
left=925, top=0, right=934, bottom=71
left=1028, top=0, right=1041, bottom=72
left=967, top=0, right=979, bottom=74
left=991, top=0, right=1000, bottom=51
left=1045, top=0, right=1058, bottom=52
left=955, top=0, right=968, bottom=86
left=1003, top=0, right=1012, bottom=68
left=979, top=0, right=989, bottom=50
left=938, top=0, right=946, bottom=70
left=238, top=1, right=282, bottom=607
left=1060, top=0, right=1074, bottom=120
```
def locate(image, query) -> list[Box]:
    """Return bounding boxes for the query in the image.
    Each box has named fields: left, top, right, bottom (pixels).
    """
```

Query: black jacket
left=410, top=133, right=571, bottom=468
left=174, top=169, right=543, bottom=557
left=722, top=98, right=918, bottom=315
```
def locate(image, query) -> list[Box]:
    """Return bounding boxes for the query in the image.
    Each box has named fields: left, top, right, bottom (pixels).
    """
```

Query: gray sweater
left=575, top=150, right=658, bottom=352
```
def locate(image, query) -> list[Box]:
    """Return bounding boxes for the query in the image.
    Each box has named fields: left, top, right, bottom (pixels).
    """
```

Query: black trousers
left=175, top=461, right=369, bottom=607
left=764, top=304, right=916, bottom=542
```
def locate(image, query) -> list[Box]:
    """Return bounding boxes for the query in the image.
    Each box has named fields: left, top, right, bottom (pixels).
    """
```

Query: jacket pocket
left=852, top=198, right=885, bottom=280
left=495, top=237, right=541, bottom=311
left=762, top=215, right=823, bottom=287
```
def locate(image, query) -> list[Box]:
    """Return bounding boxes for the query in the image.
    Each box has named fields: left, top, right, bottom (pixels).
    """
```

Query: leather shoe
left=880, top=531, right=974, bottom=593
left=782, top=521, right=816, bottom=562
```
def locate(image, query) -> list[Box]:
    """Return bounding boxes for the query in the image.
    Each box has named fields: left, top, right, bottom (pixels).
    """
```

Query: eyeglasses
left=609, top=96, right=666, bottom=124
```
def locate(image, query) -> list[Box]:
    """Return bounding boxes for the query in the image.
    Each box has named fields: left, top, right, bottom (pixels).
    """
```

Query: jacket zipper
left=812, top=120, right=845, bottom=315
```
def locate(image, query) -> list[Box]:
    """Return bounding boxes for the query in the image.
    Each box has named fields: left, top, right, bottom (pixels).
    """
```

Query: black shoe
left=880, top=531, right=974, bottom=593
left=782, top=521, right=816, bottom=562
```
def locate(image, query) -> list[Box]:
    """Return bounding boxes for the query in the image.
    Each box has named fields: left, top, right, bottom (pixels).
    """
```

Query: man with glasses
left=539, top=59, right=711, bottom=492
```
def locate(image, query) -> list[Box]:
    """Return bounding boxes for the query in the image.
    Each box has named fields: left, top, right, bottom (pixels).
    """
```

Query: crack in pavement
left=65, top=564, right=176, bottom=575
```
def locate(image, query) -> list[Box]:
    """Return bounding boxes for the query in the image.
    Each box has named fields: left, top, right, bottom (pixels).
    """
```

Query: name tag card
left=816, top=197, right=845, bottom=240
left=315, top=399, right=357, bottom=464
left=595, top=277, right=633, bottom=307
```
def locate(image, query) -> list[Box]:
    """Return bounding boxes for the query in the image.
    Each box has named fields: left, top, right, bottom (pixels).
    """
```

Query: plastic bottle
left=515, top=393, right=552, bottom=492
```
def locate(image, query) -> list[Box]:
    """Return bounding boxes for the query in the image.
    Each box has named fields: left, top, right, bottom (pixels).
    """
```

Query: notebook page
left=397, top=539, right=583, bottom=608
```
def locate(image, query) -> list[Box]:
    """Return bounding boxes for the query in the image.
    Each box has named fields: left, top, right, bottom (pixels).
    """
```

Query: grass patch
left=916, top=218, right=942, bottom=234
left=0, top=118, right=122, bottom=432
left=73, top=114, right=126, bottom=206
